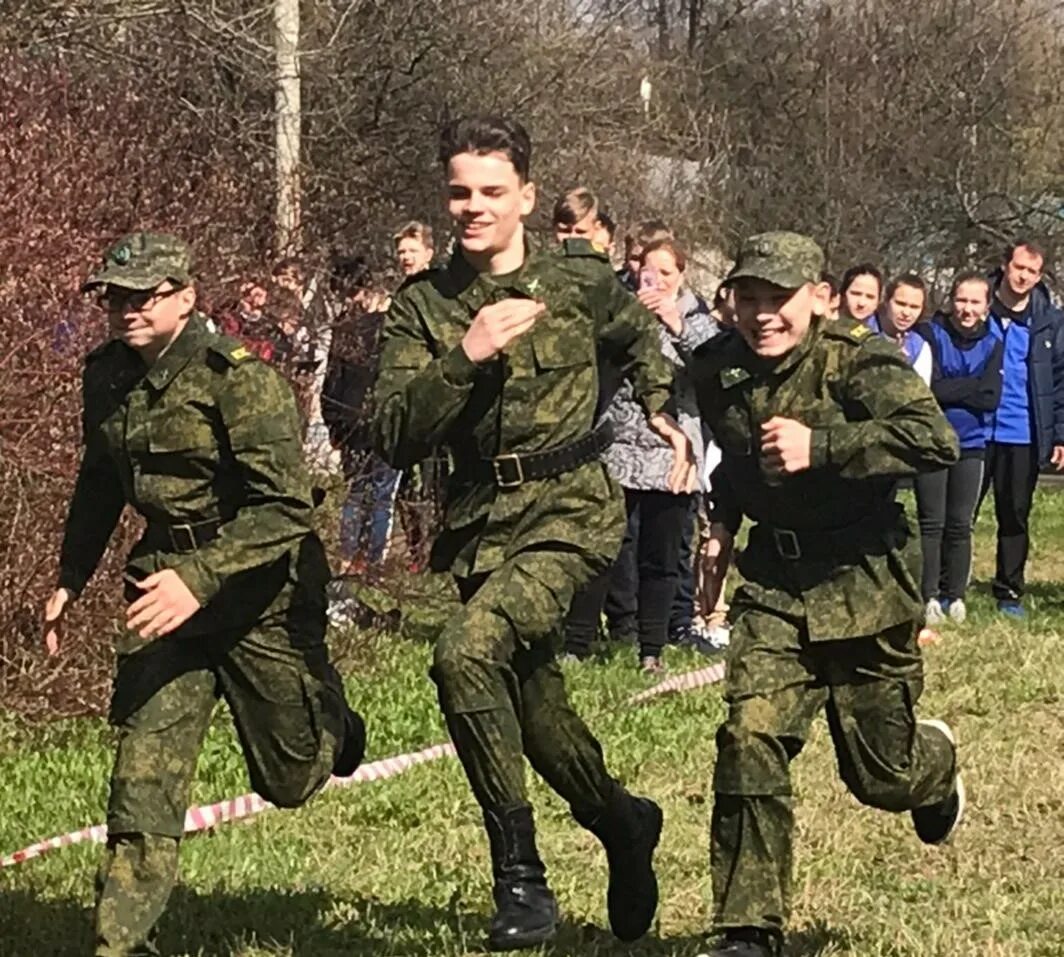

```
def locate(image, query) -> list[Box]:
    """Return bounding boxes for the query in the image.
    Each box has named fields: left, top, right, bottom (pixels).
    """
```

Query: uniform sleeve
left=808, top=337, right=959, bottom=477
left=57, top=425, right=125, bottom=597
left=705, top=462, right=742, bottom=535
left=372, top=290, right=480, bottom=468
left=593, top=273, right=674, bottom=417
left=169, top=360, right=317, bottom=606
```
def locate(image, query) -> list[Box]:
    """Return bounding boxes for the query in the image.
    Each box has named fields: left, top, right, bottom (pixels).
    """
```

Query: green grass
left=2, top=492, right=1064, bottom=956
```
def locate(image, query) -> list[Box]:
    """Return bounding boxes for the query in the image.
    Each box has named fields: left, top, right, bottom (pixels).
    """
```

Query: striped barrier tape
left=0, top=656, right=741, bottom=868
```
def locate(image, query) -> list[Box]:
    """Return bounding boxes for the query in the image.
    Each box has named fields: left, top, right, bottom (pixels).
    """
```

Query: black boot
left=572, top=787, right=663, bottom=941
left=706, top=927, right=782, bottom=956
left=483, top=804, right=558, bottom=951
left=332, top=706, right=366, bottom=777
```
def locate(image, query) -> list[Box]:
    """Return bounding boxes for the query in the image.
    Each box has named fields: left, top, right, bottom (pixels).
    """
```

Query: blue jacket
left=987, top=270, right=1064, bottom=465
left=919, top=313, right=1002, bottom=451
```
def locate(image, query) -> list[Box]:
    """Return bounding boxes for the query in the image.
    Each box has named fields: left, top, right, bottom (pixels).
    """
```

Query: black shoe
left=573, top=788, right=663, bottom=942
left=332, top=706, right=366, bottom=777
left=705, top=927, right=781, bottom=956
left=911, top=719, right=965, bottom=845
left=484, top=805, right=558, bottom=951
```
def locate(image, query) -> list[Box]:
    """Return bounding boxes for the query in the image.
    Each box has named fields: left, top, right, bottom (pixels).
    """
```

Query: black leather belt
left=751, top=504, right=904, bottom=561
left=477, top=421, right=614, bottom=489
left=143, top=518, right=224, bottom=554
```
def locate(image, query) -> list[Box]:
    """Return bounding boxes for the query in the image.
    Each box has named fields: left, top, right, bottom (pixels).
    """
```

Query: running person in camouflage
left=373, top=116, right=695, bottom=950
left=690, top=233, right=966, bottom=957
left=42, top=233, right=366, bottom=957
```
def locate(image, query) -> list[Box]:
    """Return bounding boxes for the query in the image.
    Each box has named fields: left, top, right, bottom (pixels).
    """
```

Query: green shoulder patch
left=562, top=237, right=609, bottom=261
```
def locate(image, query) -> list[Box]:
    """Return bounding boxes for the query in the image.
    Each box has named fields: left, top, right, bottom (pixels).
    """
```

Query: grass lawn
left=1, top=491, right=1063, bottom=956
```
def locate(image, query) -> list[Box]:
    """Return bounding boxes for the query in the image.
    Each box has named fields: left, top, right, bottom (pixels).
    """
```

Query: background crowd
left=194, top=191, right=1064, bottom=676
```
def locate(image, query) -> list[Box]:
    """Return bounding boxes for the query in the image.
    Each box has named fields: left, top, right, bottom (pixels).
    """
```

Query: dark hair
left=552, top=187, right=597, bottom=227
left=640, top=237, right=687, bottom=273
left=885, top=273, right=927, bottom=310
left=1004, top=237, right=1047, bottom=267
left=820, top=271, right=840, bottom=296
left=840, top=263, right=883, bottom=296
left=438, top=115, right=532, bottom=181
left=949, top=269, right=992, bottom=302
left=597, top=210, right=617, bottom=241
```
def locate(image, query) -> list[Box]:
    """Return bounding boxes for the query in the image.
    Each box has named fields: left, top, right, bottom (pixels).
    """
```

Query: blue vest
left=926, top=320, right=998, bottom=450
left=866, top=315, right=924, bottom=366
left=988, top=309, right=1032, bottom=444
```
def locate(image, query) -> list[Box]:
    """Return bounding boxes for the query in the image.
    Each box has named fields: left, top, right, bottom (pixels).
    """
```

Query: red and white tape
left=0, top=664, right=727, bottom=869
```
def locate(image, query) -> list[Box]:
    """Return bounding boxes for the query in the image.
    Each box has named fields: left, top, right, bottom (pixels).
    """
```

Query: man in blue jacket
left=982, top=239, right=1064, bottom=616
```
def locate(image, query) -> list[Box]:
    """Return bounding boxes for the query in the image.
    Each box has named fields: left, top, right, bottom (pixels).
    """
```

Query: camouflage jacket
left=691, top=317, right=959, bottom=640
left=373, top=237, right=675, bottom=577
left=58, top=313, right=322, bottom=618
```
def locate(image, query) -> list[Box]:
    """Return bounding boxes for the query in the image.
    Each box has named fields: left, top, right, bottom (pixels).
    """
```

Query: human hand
left=461, top=298, right=547, bottom=363
left=761, top=416, right=812, bottom=475
left=649, top=412, right=697, bottom=493
left=42, top=588, right=74, bottom=656
left=1052, top=445, right=1064, bottom=472
left=126, top=570, right=202, bottom=640
left=637, top=288, right=682, bottom=335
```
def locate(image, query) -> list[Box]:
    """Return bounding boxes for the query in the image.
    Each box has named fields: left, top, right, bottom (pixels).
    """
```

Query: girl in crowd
left=840, top=262, right=883, bottom=323
left=564, top=238, right=716, bottom=673
left=868, top=274, right=933, bottom=384
left=915, top=272, right=1003, bottom=624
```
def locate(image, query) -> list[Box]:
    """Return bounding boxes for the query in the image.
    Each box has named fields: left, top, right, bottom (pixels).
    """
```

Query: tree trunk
left=274, top=0, right=301, bottom=254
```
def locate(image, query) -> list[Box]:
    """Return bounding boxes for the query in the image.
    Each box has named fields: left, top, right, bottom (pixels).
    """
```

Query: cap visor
left=725, top=266, right=815, bottom=289
left=80, top=270, right=173, bottom=293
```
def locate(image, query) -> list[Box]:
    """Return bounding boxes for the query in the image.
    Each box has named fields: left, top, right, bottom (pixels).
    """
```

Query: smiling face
left=951, top=279, right=990, bottom=331
left=104, top=280, right=195, bottom=358
left=732, top=277, right=828, bottom=359
left=446, top=150, right=535, bottom=261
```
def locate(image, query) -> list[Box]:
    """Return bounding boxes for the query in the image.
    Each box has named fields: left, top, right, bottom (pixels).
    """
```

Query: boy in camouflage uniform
left=42, top=233, right=366, bottom=957
left=690, top=233, right=966, bottom=957
left=373, top=116, right=695, bottom=950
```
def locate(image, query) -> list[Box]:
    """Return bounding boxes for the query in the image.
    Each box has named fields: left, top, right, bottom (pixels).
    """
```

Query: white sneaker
left=925, top=599, right=945, bottom=626
left=948, top=599, right=967, bottom=624
left=911, top=719, right=965, bottom=845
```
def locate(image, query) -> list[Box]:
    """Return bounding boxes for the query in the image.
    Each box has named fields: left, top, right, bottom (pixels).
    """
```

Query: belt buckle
left=492, top=453, right=524, bottom=489
left=170, top=523, right=197, bottom=552
left=773, top=528, right=801, bottom=560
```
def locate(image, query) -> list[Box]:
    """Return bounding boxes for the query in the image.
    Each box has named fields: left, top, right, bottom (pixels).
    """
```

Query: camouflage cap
left=722, top=231, right=825, bottom=290
left=82, top=232, right=193, bottom=292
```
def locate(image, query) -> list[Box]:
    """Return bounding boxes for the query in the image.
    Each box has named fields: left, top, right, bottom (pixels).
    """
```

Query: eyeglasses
left=98, top=286, right=182, bottom=312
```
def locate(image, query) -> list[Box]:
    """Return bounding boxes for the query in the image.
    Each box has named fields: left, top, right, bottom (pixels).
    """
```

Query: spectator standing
left=839, top=263, right=883, bottom=323
left=980, top=239, right=1064, bottom=616
left=552, top=187, right=601, bottom=243
left=867, top=274, right=933, bottom=384
left=565, top=239, right=716, bottom=673
left=821, top=271, right=841, bottom=319
left=321, top=264, right=401, bottom=576
left=916, top=272, right=1003, bottom=625
left=618, top=219, right=672, bottom=291
left=395, top=221, right=435, bottom=276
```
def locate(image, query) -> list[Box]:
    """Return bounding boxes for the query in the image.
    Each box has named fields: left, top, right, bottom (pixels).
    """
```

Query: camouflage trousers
left=431, top=547, right=617, bottom=817
left=710, top=601, right=956, bottom=937
left=95, top=616, right=349, bottom=957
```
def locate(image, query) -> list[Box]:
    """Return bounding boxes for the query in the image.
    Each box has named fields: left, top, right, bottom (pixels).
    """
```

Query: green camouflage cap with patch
left=82, top=232, right=193, bottom=292
left=723, top=231, right=824, bottom=289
